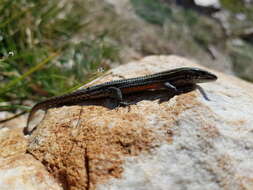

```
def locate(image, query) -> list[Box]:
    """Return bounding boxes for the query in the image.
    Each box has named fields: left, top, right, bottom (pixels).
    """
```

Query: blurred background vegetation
left=1, top=0, right=253, bottom=118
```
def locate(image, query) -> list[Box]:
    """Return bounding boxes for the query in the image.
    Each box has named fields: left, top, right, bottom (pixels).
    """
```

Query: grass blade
left=0, top=52, right=59, bottom=95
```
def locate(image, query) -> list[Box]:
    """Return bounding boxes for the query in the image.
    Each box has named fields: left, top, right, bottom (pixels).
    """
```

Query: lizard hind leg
left=107, top=87, right=130, bottom=108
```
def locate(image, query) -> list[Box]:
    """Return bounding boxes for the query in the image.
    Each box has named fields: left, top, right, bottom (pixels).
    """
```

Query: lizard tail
left=23, top=103, right=45, bottom=135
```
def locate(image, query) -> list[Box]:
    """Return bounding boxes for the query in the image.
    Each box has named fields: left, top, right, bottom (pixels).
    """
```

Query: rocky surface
left=0, top=127, right=62, bottom=190
left=1, top=55, right=253, bottom=190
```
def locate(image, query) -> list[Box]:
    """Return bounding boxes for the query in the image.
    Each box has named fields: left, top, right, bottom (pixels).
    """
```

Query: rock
left=0, top=127, right=62, bottom=190
left=174, top=0, right=220, bottom=14
left=194, top=0, right=220, bottom=8
left=1, top=55, right=251, bottom=189
left=22, top=55, right=253, bottom=190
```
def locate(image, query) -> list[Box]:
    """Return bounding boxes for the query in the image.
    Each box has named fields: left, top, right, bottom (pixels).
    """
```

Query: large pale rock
left=3, top=55, right=253, bottom=190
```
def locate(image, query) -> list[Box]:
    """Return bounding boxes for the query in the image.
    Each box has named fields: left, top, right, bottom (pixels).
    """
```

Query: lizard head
left=180, top=67, right=218, bottom=83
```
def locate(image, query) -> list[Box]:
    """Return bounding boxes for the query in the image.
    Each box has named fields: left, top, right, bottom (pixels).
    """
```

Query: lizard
left=23, top=67, right=217, bottom=135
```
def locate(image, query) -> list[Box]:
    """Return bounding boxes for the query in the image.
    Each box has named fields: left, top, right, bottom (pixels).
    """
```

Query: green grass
left=0, top=0, right=119, bottom=114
